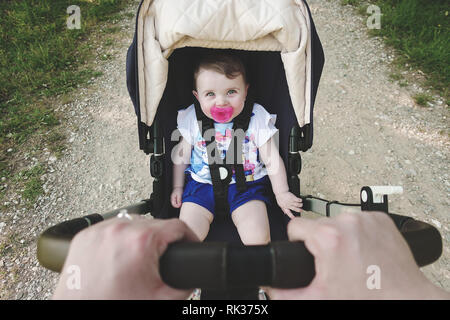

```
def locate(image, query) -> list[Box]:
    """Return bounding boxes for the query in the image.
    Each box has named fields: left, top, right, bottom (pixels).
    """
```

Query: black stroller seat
left=135, top=48, right=324, bottom=244
left=125, top=0, right=325, bottom=242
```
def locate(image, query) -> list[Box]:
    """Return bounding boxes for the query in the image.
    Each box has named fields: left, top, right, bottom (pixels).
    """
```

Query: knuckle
left=372, top=211, right=396, bottom=229
left=131, top=229, right=153, bottom=252
left=338, top=211, right=362, bottom=227
left=371, top=210, right=390, bottom=222
left=314, top=224, right=342, bottom=249
left=169, top=218, right=191, bottom=234
left=158, top=218, right=187, bottom=236
left=103, top=220, right=129, bottom=238
left=72, top=228, right=91, bottom=245
left=166, top=217, right=185, bottom=228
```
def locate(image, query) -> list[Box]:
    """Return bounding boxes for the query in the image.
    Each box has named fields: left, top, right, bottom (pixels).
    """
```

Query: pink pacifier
left=210, top=106, right=233, bottom=123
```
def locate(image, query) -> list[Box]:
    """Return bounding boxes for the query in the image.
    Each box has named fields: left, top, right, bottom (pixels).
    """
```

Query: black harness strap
left=231, top=98, right=253, bottom=193
left=193, top=94, right=253, bottom=217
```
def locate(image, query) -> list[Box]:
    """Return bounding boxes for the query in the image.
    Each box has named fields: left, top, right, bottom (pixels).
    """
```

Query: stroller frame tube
left=37, top=192, right=442, bottom=291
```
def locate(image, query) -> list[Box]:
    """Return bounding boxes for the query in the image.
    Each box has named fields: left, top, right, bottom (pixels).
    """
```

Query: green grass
left=0, top=0, right=129, bottom=145
left=20, top=164, right=45, bottom=204
left=340, top=0, right=449, bottom=103
left=341, top=0, right=362, bottom=5
left=0, top=0, right=130, bottom=206
left=413, top=93, right=434, bottom=107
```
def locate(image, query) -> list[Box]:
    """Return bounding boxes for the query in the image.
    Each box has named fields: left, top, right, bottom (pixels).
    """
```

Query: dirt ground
left=0, top=0, right=448, bottom=299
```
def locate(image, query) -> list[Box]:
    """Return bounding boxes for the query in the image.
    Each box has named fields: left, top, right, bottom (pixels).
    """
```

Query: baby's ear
left=192, top=90, right=199, bottom=101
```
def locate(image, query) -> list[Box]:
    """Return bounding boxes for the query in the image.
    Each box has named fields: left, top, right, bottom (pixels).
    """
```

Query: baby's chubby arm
left=170, top=137, right=192, bottom=208
left=258, top=137, right=302, bottom=219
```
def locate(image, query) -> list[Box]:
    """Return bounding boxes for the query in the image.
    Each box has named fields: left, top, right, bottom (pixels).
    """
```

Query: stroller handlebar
left=161, top=213, right=443, bottom=290
left=36, top=201, right=442, bottom=290
left=160, top=241, right=315, bottom=290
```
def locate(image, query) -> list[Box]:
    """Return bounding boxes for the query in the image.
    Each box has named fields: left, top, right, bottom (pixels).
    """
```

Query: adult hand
left=266, top=211, right=449, bottom=300
left=53, top=216, right=199, bottom=300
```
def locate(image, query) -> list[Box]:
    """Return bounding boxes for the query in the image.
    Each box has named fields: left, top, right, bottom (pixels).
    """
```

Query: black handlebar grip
left=271, top=241, right=315, bottom=287
left=37, top=214, right=103, bottom=272
left=159, top=242, right=228, bottom=289
left=159, top=241, right=315, bottom=290
left=389, top=213, right=443, bottom=267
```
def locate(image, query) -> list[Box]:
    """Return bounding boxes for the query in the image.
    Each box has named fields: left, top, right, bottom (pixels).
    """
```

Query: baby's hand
left=170, top=187, right=184, bottom=208
left=275, top=191, right=303, bottom=219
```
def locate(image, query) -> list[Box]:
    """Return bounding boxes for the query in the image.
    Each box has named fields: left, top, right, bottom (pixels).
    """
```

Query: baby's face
left=193, top=68, right=249, bottom=123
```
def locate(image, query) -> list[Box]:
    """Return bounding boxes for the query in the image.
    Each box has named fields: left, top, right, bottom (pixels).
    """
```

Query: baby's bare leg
left=179, top=202, right=214, bottom=241
left=231, top=200, right=270, bottom=245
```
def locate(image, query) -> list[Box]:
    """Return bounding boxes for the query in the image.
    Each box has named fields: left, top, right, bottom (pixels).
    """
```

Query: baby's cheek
left=201, top=104, right=213, bottom=118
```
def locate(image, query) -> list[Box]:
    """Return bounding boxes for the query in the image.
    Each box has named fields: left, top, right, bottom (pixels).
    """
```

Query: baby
left=170, top=53, right=302, bottom=245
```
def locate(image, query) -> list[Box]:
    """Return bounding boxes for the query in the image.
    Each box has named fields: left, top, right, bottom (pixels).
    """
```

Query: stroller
left=37, top=0, right=442, bottom=300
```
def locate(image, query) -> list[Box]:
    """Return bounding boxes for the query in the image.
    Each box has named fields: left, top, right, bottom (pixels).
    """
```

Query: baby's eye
left=205, top=92, right=215, bottom=97
left=227, top=89, right=237, bottom=95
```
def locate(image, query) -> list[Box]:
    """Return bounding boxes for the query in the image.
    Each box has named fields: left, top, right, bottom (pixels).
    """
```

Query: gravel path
left=0, top=0, right=448, bottom=299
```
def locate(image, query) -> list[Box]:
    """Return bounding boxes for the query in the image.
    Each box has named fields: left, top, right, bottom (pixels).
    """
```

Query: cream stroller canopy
left=132, top=0, right=318, bottom=129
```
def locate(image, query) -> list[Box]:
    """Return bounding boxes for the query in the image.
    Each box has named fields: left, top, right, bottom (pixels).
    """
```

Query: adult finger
left=264, top=285, right=320, bottom=300
left=151, top=218, right=200, bottom=253
left=287, top=217, right=320, bottom=242
left=125, top=218, right=198, bottom=300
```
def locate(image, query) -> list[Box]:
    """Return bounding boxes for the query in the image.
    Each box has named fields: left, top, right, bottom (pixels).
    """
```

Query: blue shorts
left=182, top=174, right=272, bottom=215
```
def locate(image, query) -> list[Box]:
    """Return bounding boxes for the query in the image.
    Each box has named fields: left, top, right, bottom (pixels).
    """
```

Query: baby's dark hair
left=193, top=52, right=248, bottom=89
